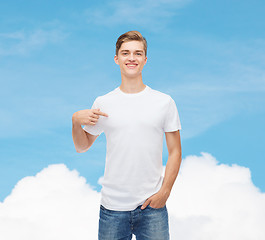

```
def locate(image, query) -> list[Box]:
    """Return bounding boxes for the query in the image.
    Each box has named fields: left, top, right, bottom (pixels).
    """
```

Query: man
left=72, top=30, right=182, bottom=240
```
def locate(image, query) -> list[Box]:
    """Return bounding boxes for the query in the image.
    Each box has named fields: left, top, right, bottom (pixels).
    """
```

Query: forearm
left=141, top=131, right=182, bottom=209
left=160, top=151, right=182, bottom=195
left=141, top=151, right=182, bottom=209
left=72, top=117, right=90, bottom=153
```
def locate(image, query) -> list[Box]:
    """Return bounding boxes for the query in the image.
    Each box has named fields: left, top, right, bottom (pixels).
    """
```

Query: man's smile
left=126, top=63, right=138, bottom=69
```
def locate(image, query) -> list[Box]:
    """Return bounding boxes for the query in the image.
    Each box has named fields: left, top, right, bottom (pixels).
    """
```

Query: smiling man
left=72, top=31, right=182, bottom=240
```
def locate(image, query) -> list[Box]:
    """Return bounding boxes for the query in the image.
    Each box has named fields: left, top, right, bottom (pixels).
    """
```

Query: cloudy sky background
left=1, top=0, right=265, bottom=239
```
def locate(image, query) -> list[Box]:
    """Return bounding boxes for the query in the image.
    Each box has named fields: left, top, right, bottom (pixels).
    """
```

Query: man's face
left=114, top=40, right=147, bottom=78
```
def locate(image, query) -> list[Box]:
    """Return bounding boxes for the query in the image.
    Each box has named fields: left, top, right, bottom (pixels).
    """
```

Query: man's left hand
left=141, top=189, right=170, bottom=210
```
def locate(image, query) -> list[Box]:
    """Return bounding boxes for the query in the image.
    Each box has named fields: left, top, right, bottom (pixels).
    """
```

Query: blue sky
left=1, top=0, right=265, bottom=202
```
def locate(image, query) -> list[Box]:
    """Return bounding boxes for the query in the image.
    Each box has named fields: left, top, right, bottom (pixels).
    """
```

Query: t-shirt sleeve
left=163, top=97, right=182, bottom=132
left=82, top=97, right=104, bottom=136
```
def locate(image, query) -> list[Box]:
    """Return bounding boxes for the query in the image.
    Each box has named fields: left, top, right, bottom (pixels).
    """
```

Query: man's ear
left=114, top=55, right=119, bottom=65
left=144, top=56, right=147, bottom=65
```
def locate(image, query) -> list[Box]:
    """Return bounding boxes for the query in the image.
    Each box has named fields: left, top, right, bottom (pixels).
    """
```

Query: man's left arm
left=141, top=130, right=182, bottom=209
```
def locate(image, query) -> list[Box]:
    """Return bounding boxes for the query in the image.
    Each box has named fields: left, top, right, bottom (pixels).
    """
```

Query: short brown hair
left=116, top=30, right=147, bottom=56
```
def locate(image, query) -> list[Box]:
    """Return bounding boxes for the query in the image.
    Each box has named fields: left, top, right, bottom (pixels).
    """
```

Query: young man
left=72, top=31, right=182, bottom=240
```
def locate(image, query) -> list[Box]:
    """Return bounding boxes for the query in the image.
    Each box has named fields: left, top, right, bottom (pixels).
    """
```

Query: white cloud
left=1, top=153, right=265, bottom=239
left=84, top=0, right=192, bottom=31
left=0, top=164, right=100, bottom=240
left=167, top=152, right=265, bottom=239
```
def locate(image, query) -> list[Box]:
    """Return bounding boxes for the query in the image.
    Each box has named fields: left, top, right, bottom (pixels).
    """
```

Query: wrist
left=159, top=187, right=171, bottom=197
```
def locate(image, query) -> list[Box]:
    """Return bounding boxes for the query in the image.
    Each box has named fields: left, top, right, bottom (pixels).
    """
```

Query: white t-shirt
left=83, top=85, right=181, bottom=211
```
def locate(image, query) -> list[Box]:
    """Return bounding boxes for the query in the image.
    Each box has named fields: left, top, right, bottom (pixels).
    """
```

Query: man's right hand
left=72, top=108, right=109, bottom=126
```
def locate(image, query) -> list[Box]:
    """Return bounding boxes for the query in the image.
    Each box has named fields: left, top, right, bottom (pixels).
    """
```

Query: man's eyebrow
left=120, top=50, right=144, bottom=52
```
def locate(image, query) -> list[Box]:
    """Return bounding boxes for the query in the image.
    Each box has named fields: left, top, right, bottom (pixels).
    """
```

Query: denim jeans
left=98, top=204, right=169, bottom=240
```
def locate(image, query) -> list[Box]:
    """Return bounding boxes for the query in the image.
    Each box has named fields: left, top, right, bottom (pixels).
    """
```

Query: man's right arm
left=72, top=119, right=98, bottom=153
left=72, top=109, right=108, bottom=153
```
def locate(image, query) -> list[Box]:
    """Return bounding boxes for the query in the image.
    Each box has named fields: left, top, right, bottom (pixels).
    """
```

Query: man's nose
left=128, top=53, right=135, bottom=60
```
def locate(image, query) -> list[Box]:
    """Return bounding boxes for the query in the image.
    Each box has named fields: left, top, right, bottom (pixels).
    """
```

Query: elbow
left=75, top=145, right=90, bottom=153
left=76, top=148, right=88, bottom=153
left=169, top=149, right=182, bottom=159
left=76, top=149, right=84, bottom=153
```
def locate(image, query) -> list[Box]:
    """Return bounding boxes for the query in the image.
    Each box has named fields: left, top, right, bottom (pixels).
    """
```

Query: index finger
left=94, top=109, right=108, bottom=117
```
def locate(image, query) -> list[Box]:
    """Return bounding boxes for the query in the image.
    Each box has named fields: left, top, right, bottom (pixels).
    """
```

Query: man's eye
left=136, top=53, right=142, bottom=55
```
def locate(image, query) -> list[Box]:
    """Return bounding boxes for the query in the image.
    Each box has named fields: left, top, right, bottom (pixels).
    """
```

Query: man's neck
left=119, top=74, right=146, bottom=94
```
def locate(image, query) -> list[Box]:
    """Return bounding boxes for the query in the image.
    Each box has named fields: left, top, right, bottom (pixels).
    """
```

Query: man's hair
left=116, top=30, right=147, bottom=56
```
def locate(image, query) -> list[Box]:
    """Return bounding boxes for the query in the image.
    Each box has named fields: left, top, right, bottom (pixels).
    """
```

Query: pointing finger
left=94, top=109, right=109, bottom=117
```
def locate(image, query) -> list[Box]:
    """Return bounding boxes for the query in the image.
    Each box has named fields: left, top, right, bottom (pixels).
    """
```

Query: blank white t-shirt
left=83, top=85, right=181, bottom=211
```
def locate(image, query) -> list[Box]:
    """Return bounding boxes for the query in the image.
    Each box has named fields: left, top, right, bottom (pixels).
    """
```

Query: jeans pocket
left=100, top=205, right=106, bottom=211
left=147, top=204, right=166, bottom=210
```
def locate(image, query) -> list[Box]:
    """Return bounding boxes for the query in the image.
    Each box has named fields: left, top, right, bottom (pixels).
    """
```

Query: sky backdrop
left=0, top=0, right=265, bottom=239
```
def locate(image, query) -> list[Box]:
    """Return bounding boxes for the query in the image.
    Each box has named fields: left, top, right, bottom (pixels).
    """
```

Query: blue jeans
left=98, top=204, right=169, bottom=240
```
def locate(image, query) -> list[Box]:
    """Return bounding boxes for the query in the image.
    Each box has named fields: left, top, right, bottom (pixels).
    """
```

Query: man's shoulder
left=149, top=86, right=172, bottom=101
left=95, top=87, right=119, bottom=102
